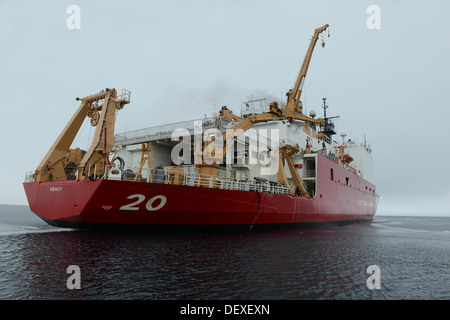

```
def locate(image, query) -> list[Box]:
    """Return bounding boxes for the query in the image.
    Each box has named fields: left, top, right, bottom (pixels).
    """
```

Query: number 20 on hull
left=119, top=194, right=167, bottom=212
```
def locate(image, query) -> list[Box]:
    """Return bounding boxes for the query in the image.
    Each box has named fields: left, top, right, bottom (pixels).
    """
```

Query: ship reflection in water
left=1, top=206, right=449, bottom=300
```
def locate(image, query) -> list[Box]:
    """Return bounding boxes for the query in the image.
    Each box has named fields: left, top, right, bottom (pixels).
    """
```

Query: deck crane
left=196, top=25, right=329, bottom=195
left=34, top=88, right=131, bottom=182
left=279, top=144, right=310, bottom=198
left=134, top=143, right=152, bottom=182
left=283, top=24, right=329, bottom=121
left=197, top=100, right=324, bottom=188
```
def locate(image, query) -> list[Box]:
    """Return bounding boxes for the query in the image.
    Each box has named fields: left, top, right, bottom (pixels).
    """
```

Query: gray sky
left=1, top=0, right=449, bottom=216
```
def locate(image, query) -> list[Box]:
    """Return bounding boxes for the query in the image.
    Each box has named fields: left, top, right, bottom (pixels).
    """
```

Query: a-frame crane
left=34, top=88, right=130, bottom=182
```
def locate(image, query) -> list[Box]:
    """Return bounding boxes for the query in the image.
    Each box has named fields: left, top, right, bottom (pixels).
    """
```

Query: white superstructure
left=113, top=97, right=376, bottom=194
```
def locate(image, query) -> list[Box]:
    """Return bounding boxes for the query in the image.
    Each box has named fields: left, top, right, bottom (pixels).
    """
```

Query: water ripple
left=0, top=214, right=449, bottom=300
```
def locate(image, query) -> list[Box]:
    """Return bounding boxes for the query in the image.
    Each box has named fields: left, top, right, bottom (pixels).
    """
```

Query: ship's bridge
left=240, top=97, right=271, bottom=120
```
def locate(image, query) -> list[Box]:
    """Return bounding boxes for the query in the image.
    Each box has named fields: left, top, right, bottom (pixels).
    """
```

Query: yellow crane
left=279, top=144, right=310, bottom=198
left=34, top=88, right=130, bottom=182
left=196, top=25, right=330, bottom=196
left=219, top=106, right=242, bottom=122
left=134, top=143, right=152, bottom=182
left=283, top=24, right=329, bottom=121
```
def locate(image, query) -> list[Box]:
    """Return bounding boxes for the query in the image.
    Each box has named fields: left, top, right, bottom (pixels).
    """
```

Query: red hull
left=23, top=155, right=377, bottom=230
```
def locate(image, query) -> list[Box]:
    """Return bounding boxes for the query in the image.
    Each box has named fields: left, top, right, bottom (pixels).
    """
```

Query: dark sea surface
left=0, top=204, right=449, bottom=301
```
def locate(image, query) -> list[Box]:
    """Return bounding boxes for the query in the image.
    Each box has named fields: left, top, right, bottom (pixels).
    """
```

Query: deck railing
left=102, top=165, right=292, bottom=195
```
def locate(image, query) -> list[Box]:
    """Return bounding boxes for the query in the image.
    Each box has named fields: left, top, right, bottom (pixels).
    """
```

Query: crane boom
left=219, top=106, right=242, bottom=122
left=280, top=145, right=309, bottom=198
left=198, top=109, right=281, bottom=175
left=215, top=100, right=325, bottom=160
left=198, top=101, right=323, bottom=176
left=284, top=24, right=329, bottom=119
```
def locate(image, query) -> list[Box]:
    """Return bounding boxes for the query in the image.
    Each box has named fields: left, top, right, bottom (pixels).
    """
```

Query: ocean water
left=0, top=204, right=449, bottom=302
